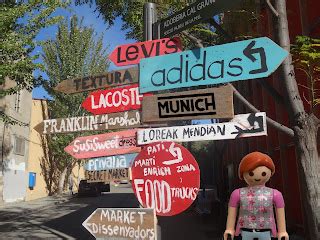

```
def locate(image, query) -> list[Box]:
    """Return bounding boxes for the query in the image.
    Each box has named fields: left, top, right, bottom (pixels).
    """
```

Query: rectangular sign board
left=64, top=129, right=140, bottom=159
left=85, top=168, right=130, bottom=183
left=159, top=0, right=241, bottom=38
left=84, top=153, right=138, bottom=171
left=138, top=112, right=267, bottom=144
left=54, top=67, right=139, bottom=94
left=34, top=111, right=141, bottom=134
left=82, top=208, right=157, bottom=239
left=142, top=85, right=233, bottom=122
left=139, top=37, right=288, bottom=93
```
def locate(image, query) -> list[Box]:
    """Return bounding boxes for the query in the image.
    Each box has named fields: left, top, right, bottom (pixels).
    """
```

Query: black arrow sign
left=243, top=40, right=268, bottom=75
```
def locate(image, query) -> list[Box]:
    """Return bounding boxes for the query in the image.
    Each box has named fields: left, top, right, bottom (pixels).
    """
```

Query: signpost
left=64, top=129, right=140, bottom=159
left=54, top=67, right=139, bottom=94
left=138, top=112, right=267, bottom=144
left=84, top=153, right=138, bottom=171
left=34, top=111, right=141, bottom=134
left=109, top=37, right=182, bottom=66
left=82, top=208, right=157, bottom=239
left=85, top=168, right=130, bottom=183
left=142, top=85, right=233, bottom=122
left=139, top=37, right=288, bottom=93
left=82, top=84, right=147, bottom=115
left=158, top=0, right=241, bottom=38
left=131, top=141, right=200, bottom=216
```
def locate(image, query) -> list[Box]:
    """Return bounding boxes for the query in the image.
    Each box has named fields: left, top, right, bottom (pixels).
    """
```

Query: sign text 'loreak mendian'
left=85, top=168, right=130, bottom=183
left=34, top=111, right=141, bottom=134
left=64, top=129, right=140, bottom=159
left=82, top=84, right=148, bottom=115
left=138, top=112, right=267, bottom=144
left=142, top=85, right=233, bottom=123
left=139, top=37, right=288, bottom=93
left=54, top=67, right=138, bottom=94
left=109, top=37, right=182, bottom=66
left=84, top=153, right=138, bottom=171
left=82, top=208, right=157, bottom=240
left=159, top=0, right=241, bottom=38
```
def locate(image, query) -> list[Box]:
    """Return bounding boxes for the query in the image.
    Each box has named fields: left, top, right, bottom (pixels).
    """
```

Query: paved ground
left=0, top=184, right=223, bottom=240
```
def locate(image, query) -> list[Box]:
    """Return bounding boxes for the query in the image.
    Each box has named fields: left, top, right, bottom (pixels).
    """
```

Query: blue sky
left=32, top=2, right=135, bottom=99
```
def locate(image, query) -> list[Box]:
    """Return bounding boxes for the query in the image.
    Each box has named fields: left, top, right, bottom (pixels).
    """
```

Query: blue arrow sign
left=84, top=153, right=138, bottom=171
left=139, top=37, right=288, bottom=93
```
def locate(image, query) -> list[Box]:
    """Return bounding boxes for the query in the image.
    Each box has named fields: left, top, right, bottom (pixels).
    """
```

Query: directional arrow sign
left=159, top=0, right=242, bottom=38
left=139, top=37, right=288, bottom=93
left=82, top=84, right=148, bottom=115
left=82, top=208, right=156, bottom=239
left=33, top=111, right=141, bottom=134
left=64, top=129, right=140, bottom=159
left=109, top=37, right=182, bottom=66
left=54, top=67, right=138, bottom=94
left=84, top=153, right=138, bottom=171
left=137, top=112, right=267, bottom=144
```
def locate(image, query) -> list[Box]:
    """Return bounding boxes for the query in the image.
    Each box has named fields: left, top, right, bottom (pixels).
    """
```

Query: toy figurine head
left=238, top=152, right=275, bottom=186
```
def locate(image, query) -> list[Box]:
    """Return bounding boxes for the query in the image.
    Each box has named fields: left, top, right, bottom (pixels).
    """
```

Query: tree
left=41, top=15, right=109, bottom=194
left=0, top=0, right=66, bottom=125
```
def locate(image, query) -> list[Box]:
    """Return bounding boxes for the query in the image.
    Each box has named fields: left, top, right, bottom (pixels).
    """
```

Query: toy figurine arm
left=276, top=207, right=289, bottom=240
left=224, top=206, right=237, bottom=240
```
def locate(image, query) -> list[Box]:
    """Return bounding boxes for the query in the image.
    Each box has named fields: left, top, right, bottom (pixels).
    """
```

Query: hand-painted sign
left=85, top=168, right=130, bottom=183
left=139, top=37, right=288, bottom=93
left=64, top=129, right=140, bottom=159
left=159, top=0, right=241, bottom=38
left=131, top=141, right=200, bottom=216
left=54, top=67, right=138, bottom=94
left=138, top=112, right=267, bottom=144
left=84, top=153, right=138, bottom=171
left=82, top=208, right=157, bottom=239
left=82, top=84, right=147, bottom=115
left=109, top=37, right=182, bottom=66
left=142, top=85, right=233, bottom=122
left=34, top=111, right=141, bottom=134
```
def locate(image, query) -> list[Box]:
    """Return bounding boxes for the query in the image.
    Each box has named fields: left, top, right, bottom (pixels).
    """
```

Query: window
left=14, top=136, right=25, bottom=156
left=14, top=91, right=21, bottom=112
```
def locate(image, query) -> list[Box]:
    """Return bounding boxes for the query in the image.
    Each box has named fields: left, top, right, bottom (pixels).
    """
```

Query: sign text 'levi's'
left=109, top=37, right=182, bottom=66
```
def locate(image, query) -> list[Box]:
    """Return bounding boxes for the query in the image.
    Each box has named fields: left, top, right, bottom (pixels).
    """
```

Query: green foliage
left=41, top=15, right=109, bottom=192
left=0, top=0, right=66, bottom=96
left=292, top=36, right=320, bottom=110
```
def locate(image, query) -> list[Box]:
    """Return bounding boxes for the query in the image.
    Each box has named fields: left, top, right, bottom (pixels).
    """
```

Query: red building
left=217, top=0, right=320, bottom=236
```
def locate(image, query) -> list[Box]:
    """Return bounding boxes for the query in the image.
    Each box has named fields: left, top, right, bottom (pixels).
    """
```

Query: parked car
left=78, top=180, right=110, bottom=197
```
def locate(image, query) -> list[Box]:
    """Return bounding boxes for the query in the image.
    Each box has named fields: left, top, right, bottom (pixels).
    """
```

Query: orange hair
left=238, top=152, right=275, bottom=180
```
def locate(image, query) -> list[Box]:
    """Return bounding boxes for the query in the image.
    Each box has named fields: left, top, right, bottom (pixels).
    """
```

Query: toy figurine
left=223, top=152, right=289, bottom=240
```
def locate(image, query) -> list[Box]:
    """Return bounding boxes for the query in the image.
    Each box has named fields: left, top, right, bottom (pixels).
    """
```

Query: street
left=0, top=184, right=222, bottom=240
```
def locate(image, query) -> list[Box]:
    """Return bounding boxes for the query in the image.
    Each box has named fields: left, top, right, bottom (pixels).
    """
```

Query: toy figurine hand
left=223, top=230, right=234, bottom=240
left=278, top=231, right=289, bottom=240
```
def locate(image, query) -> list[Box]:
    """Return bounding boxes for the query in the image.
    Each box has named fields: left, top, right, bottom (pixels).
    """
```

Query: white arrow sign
left=163, top=142, right=183, bottom=165
left=137, top=112, right=267, bottom=145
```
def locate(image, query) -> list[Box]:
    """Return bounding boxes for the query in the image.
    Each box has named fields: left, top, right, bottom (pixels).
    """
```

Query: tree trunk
left=294, top=113, right=320, bottom=239
left=275, top=0, right=320, bottom=238
left=58, top=166, right=68, bottom=195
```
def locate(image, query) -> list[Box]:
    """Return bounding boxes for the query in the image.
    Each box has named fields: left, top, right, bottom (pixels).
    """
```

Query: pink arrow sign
left=109, top=37, right=182, bottom=66
left=64, top=129, right=140, bottom=159
left=82, top=84, right=149, bottom=115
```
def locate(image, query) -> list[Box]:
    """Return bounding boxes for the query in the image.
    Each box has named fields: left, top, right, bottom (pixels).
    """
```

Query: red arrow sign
left=131, top=141, right=200, bottom=216
left=64, top=129, right=140, bottom=159
left=82, top=84, right=148, bottom=115
left=109, top=37, right=182, bottom=66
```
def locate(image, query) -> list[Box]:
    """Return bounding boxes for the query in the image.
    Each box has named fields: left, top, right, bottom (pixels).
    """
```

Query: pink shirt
left=229, top=187, right=285, bottom=237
